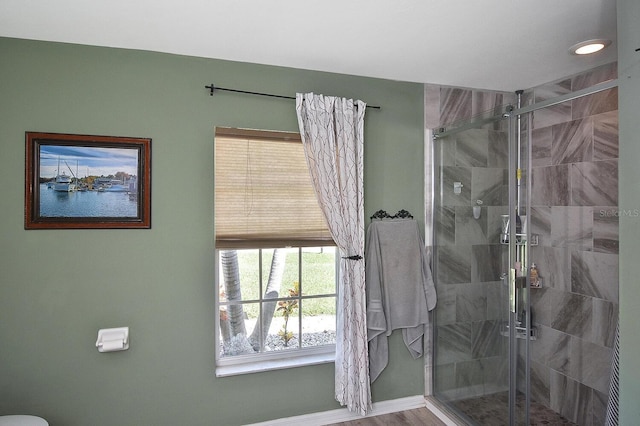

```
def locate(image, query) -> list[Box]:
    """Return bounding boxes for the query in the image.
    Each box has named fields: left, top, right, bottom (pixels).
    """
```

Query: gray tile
left=437, top=244, right=472, bottom=284
left=531, top=324, right=563, bottom=365
left=435, top=283, right=457, bottom=325
left=472, top=90, right=507, bottom=119
left=571, top=63, right=618, bottom=121
left=571, top=250, right=619, bottom=303
left=434, top=134, right=456, bottom=166
left=437, top=323, right=472, bottom=363
left=551, top=207, right=593, bottom=250
left=473, top=90, right=511, bottom=133
left=551, top=118, right=593, bottom=165
left=570, top=160, right=618, bottom=207
left=487, top=130, right=509, bottom=168
left=531, top=360, right=551, bottom=407
left=434, top=362, right=456, bottom=391
left=571, top=338, right=612, bottom=394
left=471, top=167, right=504, bottom=206
left=533, top=80, right=572, bottom=129
left=455, top=206, right=488, bottom=245
left=456, top=283, right=487, bottom=322
left=550, top=370, right=593, bottom=425
left=572, top=87, right=618, bottom=121
left=441, top=87, right=473, bottom=127
left=530, top=206, right=552, bottom=246
left=532, top=164, right=570, bottom=206
left=456, top=129, right=489, bottom=167
left=549, top=292, right=593, bottom=339
left=546, top=330, right=572, bottom=373
left=471, top=320, right=502, bottom=358
left=530, top=245, right=571, bottom=292
left=531, top=289, right=555, bottom=328
left=441, top=166, right=472, bottom=207
left=435, top=206, right=455, bottom=246
left=486, top=281, right=505, bottom=321
left=531, top=127, right=552, bottom=167
left=592, top=299, right=618, bottom=348
left=480, top=356, right=509, bottom=390
left=471, top=244, right=503, bottom=283
left=593, top=208, right=619, bottom=254
left=571, top=62, right=618, bottom=91
left=455, top=359, right=484, bottom=388
left=593, top=111, right=618, bottom=160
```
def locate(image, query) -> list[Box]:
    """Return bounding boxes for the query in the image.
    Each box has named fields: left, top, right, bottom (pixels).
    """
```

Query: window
left=214, top=128, right=337, bottom=376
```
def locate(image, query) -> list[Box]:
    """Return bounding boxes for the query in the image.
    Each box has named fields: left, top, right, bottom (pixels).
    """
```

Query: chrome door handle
left=509, top=268, right=517, bottom=313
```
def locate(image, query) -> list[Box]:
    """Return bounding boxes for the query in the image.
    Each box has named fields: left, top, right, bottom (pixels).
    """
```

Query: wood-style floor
left=325, top=407, right=447, bottom=426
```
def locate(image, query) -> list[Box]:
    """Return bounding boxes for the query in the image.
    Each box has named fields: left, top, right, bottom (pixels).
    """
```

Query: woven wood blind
left=214, top=128, right=333, bottom=249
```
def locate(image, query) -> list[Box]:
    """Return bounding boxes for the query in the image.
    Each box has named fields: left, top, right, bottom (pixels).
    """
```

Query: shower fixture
left=473, top=200, right=482, bottom=219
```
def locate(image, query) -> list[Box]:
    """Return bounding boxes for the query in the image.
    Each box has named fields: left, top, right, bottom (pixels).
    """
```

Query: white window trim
left=216, top=344, right=335, bottom=377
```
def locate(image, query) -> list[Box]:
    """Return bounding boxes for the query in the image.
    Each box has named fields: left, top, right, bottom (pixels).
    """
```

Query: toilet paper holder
left=96, top=327, right=129, bottom=352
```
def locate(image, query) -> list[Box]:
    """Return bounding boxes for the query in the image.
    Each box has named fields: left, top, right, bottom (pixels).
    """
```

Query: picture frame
left=25, top=132, right=151, bottom=229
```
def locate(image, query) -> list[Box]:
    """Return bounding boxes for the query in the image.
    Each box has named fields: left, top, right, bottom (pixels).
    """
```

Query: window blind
left=214, top=128, right=333, bottom=249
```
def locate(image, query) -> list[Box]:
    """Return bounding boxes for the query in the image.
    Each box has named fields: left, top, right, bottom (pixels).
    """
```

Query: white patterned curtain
left=296, top=93, right=370, bottom=415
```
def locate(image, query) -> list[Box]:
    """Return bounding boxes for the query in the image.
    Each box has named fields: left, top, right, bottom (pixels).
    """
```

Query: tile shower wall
left=427, top=62, right=618, bottom=426
left=527, top=62, right=618, bottom=426
left=427, top=85, right=514, bottom=401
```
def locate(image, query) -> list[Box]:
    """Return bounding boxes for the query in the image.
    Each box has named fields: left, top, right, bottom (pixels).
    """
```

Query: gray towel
left=366, top=219, right=437, bottom=382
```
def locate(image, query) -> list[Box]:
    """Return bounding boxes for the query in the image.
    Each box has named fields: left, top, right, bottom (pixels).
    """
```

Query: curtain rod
left=205, top=84, right=381, bottom=110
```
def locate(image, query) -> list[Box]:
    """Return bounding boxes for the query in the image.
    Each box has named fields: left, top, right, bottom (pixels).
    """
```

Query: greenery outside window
left=214, top=128, right=337, bottom=376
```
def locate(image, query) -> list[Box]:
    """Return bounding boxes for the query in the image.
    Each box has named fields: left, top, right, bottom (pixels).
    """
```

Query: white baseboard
left=245, top=395, right=428, bottom=426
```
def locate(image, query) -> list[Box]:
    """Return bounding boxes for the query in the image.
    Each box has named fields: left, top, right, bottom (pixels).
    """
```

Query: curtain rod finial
left=205, top=84, right=215, bottom=96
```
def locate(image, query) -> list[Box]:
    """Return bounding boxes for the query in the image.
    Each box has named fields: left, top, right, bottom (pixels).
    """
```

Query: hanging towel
left=366, top=218, right=437, bottom=382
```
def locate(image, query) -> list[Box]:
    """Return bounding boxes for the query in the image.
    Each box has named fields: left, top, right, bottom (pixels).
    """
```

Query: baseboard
left=245, top=395, right=427, bottom=426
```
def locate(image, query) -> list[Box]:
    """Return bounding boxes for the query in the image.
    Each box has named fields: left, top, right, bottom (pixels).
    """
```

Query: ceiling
left=0, top=0, right=617, bottom=92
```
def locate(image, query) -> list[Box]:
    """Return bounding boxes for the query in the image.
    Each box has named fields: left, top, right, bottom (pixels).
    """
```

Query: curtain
left=296, top=93, right=370, bottom=415
left=605, top=320, right=619, bottom=425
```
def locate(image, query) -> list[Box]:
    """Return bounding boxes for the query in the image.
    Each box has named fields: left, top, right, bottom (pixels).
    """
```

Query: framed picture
left=25, top=132, right=151, bottom=229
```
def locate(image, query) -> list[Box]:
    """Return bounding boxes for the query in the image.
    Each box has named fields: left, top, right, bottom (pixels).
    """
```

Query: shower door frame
left=426, top=77, right=619, bottom=425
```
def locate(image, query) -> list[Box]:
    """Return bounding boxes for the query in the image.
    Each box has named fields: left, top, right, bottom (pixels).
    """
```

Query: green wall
left=618, top=0, right=640, bottom=424
left=0, top=37, right=425, bottom=425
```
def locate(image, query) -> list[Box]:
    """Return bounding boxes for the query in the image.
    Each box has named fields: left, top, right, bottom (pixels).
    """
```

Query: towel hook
left=370, top=209, right=413, bottom=220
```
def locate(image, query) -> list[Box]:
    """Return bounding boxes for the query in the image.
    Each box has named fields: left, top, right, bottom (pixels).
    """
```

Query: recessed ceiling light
left=569, top=39, right=612, bottom=55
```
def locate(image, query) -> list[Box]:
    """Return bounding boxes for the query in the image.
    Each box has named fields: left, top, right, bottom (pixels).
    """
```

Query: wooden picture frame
left=25, top=132, right=151, bottom=229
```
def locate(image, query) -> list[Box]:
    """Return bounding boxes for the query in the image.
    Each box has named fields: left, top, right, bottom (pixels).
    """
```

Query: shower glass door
left=431, top=105, right=532, bottom=425
left=431, top=73, right=619, bottom=425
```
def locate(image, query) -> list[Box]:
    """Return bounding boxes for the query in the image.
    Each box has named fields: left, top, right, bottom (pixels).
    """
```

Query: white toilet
left=0, top=416, right=48, bottom=426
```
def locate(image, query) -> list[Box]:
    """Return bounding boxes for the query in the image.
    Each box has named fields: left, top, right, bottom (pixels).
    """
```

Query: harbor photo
left=25, top=132, right=151, bottom=229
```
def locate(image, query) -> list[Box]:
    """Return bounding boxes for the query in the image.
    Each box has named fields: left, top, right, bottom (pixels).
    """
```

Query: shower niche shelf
left=501, top=324, right=537, bottom=340
left=500, top=233, right=538, bottom=246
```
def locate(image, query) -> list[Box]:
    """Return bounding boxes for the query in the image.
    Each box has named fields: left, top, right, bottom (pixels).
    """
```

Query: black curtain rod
left=205, top=84, right=381, bottom=110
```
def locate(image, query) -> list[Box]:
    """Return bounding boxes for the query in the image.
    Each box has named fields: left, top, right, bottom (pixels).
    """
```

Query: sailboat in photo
left=53, top=157, right=77, bottom=192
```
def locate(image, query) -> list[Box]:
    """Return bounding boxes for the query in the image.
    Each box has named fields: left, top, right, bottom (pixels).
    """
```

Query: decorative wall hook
left=370, top=209, right=414, bottom=220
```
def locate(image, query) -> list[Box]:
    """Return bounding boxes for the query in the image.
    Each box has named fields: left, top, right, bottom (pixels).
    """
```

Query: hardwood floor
left=325, top=407, right=447, bottom=426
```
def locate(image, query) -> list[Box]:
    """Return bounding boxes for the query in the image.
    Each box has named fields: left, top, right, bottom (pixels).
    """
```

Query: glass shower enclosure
left=429, top=76, right=618, bottom=425
left=431, top=104, right=533, bottom=425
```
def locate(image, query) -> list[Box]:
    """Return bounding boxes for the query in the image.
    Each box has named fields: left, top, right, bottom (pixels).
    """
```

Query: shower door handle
left=509, top=268, right=517, bottom=313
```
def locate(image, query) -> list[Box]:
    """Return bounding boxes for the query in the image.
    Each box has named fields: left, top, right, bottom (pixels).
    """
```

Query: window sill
left=216, top=346, right=335, bottom=377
